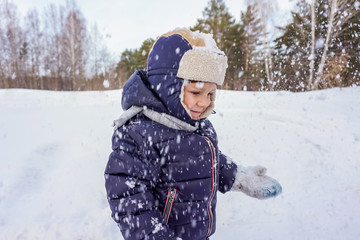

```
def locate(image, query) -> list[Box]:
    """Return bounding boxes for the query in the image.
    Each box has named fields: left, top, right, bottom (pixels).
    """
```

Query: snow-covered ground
left=0, top=87, right=359, bottom=240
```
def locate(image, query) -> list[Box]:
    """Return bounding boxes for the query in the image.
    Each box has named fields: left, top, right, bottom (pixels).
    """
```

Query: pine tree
left=321, top=0, right=360, bottom=88
left=273, top=0, right=311, bottom=91
left=190, top=0, right=244, bottom=90
left=241, top=4, right=266, bottom=90
left=273, top=0, right=360, bottom=91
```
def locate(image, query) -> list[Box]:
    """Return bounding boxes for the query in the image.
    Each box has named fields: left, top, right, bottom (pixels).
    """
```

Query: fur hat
left=151, top=28, right=228, bottom=86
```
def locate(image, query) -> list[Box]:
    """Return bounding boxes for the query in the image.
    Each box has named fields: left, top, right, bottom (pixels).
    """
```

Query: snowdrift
left=0, top=87, right=359, bottom=240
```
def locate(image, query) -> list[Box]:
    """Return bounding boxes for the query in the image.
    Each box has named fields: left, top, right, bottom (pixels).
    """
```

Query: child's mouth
left=190, top=110, right=203, bottom=117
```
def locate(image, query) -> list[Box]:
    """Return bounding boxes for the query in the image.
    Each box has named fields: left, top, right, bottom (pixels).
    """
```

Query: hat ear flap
left=179, top=81, right=192, bottom=118
left=199, top=91, right=215, bottom=119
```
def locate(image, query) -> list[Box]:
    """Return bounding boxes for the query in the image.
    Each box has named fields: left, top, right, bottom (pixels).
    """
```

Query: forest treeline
left=1, top=0, right=359, bottom=91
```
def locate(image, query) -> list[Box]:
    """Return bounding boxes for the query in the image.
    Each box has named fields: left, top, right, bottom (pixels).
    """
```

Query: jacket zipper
left=203, top=136, right=217, bottom=237
left=162, top=188, right=177, bottom=224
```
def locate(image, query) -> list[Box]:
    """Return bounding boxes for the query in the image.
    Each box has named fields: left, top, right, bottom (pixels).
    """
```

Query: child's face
left=183, top=81, right=217, bottom=120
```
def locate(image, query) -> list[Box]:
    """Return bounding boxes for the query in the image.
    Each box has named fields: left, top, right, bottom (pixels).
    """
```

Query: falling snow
left=103, top=79, right=110, bottom=88
left=151, top=217, right=164, bottom=234
left=125, top=180, right=136, bottom=188
left=195, top=82, right=205, bottom=89
left=175, top=47, right=181, bottom=54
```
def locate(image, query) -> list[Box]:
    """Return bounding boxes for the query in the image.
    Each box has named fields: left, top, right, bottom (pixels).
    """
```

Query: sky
left=8, top=0, right=295, bottom=58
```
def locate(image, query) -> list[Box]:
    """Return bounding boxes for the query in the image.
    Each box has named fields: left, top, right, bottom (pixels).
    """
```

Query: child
left=104, top=28, right=282, bottom=240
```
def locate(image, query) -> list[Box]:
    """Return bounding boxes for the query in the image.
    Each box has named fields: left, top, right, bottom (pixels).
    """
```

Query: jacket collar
left=114, top=106, right=198, bottom=132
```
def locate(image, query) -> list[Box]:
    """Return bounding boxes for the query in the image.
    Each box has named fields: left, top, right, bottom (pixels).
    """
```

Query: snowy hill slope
left=0, top=87, right=359, bottom=240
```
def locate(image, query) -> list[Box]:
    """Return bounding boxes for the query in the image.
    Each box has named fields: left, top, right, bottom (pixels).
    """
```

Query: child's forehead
left=187, top=81, right=217, bottom=90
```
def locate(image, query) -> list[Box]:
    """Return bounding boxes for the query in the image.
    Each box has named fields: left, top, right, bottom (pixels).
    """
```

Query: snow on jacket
left=104, top=30, right=237, bottom=240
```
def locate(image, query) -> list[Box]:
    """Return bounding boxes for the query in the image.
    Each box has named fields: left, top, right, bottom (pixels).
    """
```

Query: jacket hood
left=121, top=70, right=167, bottom=113
left=147, top=30, right=194, bottom=122
left=121, top=69, right=200, bottom=125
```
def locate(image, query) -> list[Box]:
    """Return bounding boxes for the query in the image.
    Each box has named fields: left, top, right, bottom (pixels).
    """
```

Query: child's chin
left=191, top=115, right=201, bottom=120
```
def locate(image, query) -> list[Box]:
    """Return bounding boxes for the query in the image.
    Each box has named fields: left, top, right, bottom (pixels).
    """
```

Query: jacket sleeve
left=218, top=151, right=238, bottom=193
left=104, top=126, right=175, bottom=240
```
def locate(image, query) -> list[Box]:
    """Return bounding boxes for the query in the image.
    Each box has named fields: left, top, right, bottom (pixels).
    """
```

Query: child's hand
left=231, top=165, right=282, bottom=199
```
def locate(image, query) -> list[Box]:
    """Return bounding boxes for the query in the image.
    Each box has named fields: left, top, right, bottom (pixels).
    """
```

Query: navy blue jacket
left=105, top=33, right=237, bottom=240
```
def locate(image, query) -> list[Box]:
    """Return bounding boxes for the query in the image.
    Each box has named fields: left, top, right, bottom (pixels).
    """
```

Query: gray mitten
left=231, top=165, right=282, bottom=199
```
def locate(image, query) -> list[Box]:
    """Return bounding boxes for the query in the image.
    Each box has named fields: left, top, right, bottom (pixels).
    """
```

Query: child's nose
left=198, top=96, right=211, bottom=108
